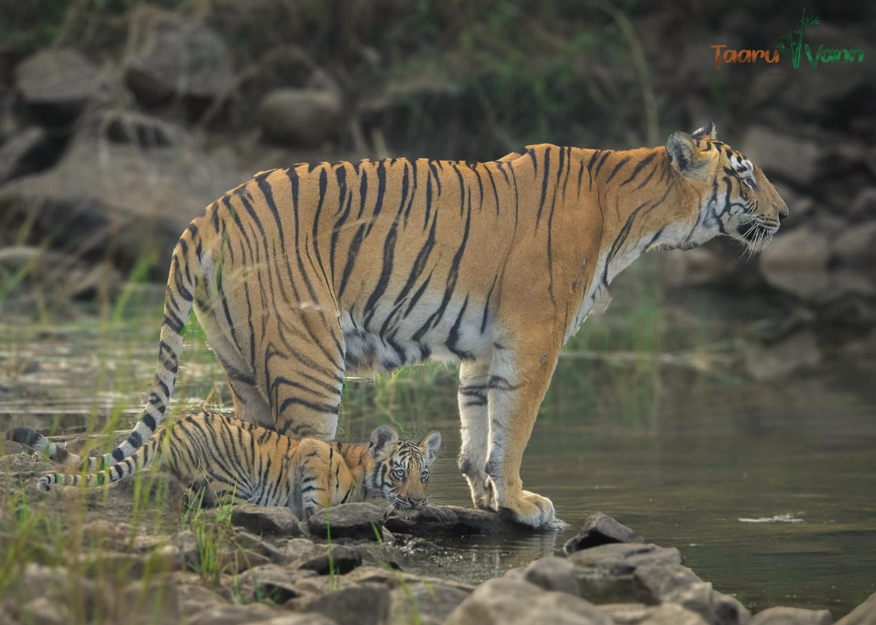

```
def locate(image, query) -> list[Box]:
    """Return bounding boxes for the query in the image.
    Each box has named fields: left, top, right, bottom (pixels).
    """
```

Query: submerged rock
left=565, top=512, right=645, bottom=554
left=749, top=607, right=832, bottom=625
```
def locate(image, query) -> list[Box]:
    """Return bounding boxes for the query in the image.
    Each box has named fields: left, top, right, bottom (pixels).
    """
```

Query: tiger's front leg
left=457, top=360, right=495, bottom=510
left=484, top=335, right=561, bottom=529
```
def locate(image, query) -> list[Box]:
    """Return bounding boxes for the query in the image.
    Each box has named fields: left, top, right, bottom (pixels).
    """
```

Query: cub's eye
left=420, top=470, right=429, bottom=482
left=392, top=467, right=406, bottom=480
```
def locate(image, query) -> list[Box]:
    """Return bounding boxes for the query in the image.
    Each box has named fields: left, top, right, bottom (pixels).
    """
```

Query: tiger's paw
left=464, top=473, right=497, bottom=511
left=499, top=490, right=566, bottom=530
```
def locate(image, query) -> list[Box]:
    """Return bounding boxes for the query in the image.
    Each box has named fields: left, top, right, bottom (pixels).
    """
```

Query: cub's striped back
left=11, top=411, right=440, bottom=520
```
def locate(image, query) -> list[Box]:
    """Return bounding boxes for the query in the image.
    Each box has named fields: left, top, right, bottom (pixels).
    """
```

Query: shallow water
left=1, top=299, right=874, bottom=618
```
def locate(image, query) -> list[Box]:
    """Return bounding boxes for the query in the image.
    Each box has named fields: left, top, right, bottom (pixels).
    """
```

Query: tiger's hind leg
left=457, top=360, right=495, bottom=510
left=260, top=309, right=346, bottom=441
left=225, top=374, right=273, bottom=430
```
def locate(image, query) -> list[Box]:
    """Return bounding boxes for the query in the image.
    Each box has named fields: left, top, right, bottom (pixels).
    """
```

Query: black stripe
left=605, top=156, right=631, bottom=184
left=620, top=152, right=657, bottom=187
left=536, top=147, right=551, bottom=228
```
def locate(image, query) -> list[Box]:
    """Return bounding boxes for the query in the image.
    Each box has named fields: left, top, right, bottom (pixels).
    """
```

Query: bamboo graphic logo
left=775, top=9, right=864, bottom=68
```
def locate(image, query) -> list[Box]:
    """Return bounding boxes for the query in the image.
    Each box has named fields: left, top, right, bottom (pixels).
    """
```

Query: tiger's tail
left=36, top=429, right=167, bottom=492
left=7, top=428, right=77, bottom=467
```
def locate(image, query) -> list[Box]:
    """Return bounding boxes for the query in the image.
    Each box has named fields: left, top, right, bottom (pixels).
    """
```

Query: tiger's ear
left=690, top=122, right=717, bottom=141
left=369, top=425, right=398, bottom=459
left=666, top=131, right=707, bottom=178
left=419, top=431, right=441, bottom=464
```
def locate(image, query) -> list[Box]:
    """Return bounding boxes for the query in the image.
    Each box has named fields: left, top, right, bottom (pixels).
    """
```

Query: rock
left=261, top=616, right=339, bottom=625
left=759, top=226, right=832, bottom=301
left=306, top=502, right=385, bottom=541
left=658, top=582, right=751, bottom=625
left=297, top=545, right=362, bottom=575
left=233, top=530, right=288, bottom=563
left=741, top=127, right=820, bottom=187
left=601, top=602, right=710, bottom=625
left=635, top=564, right=703, bottom=604
left=836, top=591, right=876, bottom=625
left=257, top=89, right=343, bottom=147
left=384, top=504, right=525, bottom=536
left=19, top=597, right=69, bottom=625
left=124, top=6, right=233, bottom=105
left=15, top=48, right=106, bottom=126
left=390, top=581, right=471, bottom=625
left=0, top=126, right=53, bottom=183
left=850, top=189, right=876, bottom=220
left=749, top=607, right=832, bottom=625
left=505, top=556, right=579, bottom=596
left=565, top=513, right=645, bottom=554
left=119, top=577, right=182, bottom=625
left=0, top=138, right=245, bottom=271
left=744, top=330, right=821, bottom=382
left=568, top=543, right=683, bottom=604
left=185, top=604, right=280, bottom=625
left=444, top=577, right=612, bottom=625
left=218, top=549, right=273, bottom=574
left=177, top=583, right=229, bottom=617
left=230, top=504, right=301, bottom=536
left=833, top=222, right=876, bottom=268
left=306, top=584, right=391, bottom=625
left=235, top=564, right=300, bottom=605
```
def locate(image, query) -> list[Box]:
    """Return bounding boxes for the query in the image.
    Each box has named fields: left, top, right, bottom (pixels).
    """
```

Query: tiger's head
left=366, top=424, right=441, bottom=512
left=665, top=122, right=789, bottom=254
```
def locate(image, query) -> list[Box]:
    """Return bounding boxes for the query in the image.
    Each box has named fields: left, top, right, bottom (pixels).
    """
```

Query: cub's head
left=367, top=425, right=441, bottom=512
left=666, top=122, right=789, bottom=254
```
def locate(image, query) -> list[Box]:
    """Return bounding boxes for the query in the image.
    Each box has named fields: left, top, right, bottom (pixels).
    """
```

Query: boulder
left=444, top=577, right=612, bottom=625
left=744, top=330, right=821, bottom=382
left=568, top=543, right=683, bottom=604
left=389, top=581, right=471, bottom=625
left=565, top=512, right=645, bottom=554
left=654, top=581, right=750, bottom=625
left=836, top=591, right=876, bottom=625
left=306, top=584, right=390, bottom=625
left=505, top=556, right=579, bottom=596
left=759, top=226, right=832, bottom=301
left=601, top=602, right=711, bottom=625
left=749, top=607, right=832, bottom=625
left=257, top=89, right=343, bottom=147
left=634, top=564, right=703, bottom=604
left=230, top=505, right=301, bottom=536
left=235, top=564, right=300, bottom=605
left=832, top=222, right=876, bottom=268
left=118, top=577, right=182, bottom=625
left=306, top=502, right=385, bottom=541
left=0, top=126, right=52, bottom=183
left=185, top=604, right=281, bottom=625
left=0, top=138, right=245, bottom=270
left=124, top=6, right=233, bottom=105
left=232, top=530, right=287, bottom=564
left=15, top=48, right=106, bottom=126
left=296, top=545, right=362, bottom=576
left=741, top=127, right=820, bottom=187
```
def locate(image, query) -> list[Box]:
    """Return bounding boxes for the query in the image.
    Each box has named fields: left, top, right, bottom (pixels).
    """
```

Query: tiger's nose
left=407, top=495, right=426, bottom=508
left=778, top=205, right=789, bottom=222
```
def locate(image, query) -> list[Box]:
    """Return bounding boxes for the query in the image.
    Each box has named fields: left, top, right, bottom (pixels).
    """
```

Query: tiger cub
left=9, top=410, right=441, bottom=520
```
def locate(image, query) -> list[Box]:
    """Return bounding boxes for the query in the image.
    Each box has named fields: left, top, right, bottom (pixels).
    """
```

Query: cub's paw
left=499, top=490, right=565, bottom=530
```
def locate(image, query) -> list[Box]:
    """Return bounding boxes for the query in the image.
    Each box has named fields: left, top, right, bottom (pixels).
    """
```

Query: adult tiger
left=62, top=122, right=788, bottom=529
left=10, top=411, right=441, bottom=519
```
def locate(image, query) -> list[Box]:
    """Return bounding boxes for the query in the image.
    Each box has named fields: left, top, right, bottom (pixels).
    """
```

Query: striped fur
left=16, top=410, right=440, bottom=519
left=58, top=123, right=788, bottom=528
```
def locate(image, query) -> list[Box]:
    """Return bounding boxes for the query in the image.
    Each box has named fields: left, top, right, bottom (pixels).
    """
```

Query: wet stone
left=634, top=564, right=704, bottom=604
left=231, top=504, right=301, bottom=536
left=569, top=543, right=683, bottom=604
left=565, top=513, right=645, bottom=554
left=306, top=502, right=385, bottom=541
left=749, top=607, right=833, bottom=625
left=384, top=504, right=523, bottom=536
left=505, top=556, right=579, bottom=596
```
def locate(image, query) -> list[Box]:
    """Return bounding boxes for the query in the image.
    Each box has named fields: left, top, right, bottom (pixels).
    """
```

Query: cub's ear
left=369, top=424, right=399, bottom=459
left=419, top=431, right=441, bottom=464
left=666, top=131, right=706, bottom=178
left=691, top=122, right=717, bottom=141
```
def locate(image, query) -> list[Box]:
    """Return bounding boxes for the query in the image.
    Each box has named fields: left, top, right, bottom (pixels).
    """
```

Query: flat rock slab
left=306, top=502, right=385, bottom=541
left=231, top=505, right=300, bottom=536
left=384, top=505, right=536, bottom=536
left=565, top=512, right=645, bottom=554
